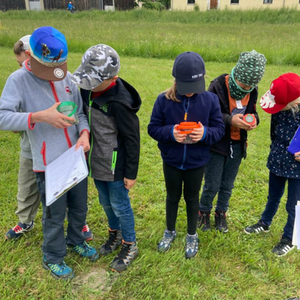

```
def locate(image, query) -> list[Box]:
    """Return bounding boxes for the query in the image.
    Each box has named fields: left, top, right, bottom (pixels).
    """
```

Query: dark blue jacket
left=148, top=91, right=225, bottom=170
left=267, top=110, right=300, bottom=178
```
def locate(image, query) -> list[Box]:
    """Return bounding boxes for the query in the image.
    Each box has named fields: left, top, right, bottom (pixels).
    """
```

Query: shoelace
left=13, top=225, right=23, bottom=233
left=186, top=237, right=198, bottom=251
left=74, top=242, right=92, bottom=254
left=105, top=232, right=118, bottom=248
left=49, top=262, right=67, bottom=273
left=116, top=243, right=131, bottom=259
left=82, top=225, right=90, bottom=233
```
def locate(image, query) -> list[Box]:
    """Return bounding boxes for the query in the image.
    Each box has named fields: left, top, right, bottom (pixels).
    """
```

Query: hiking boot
left=99, top=229, right=122, bottom=255
left=271, top=237, right=295, bottom=257
left=82, top=223, right=93, bottom=241
left=185, top=233, right=199, bottom=259
left=42, top=257, right=75, bottom=280
left=157, top=229, right=177, bottom=253
left=71, top=241, right=99, bottom=261
left=244, top=220, right=270, bottom=234
left=198, top=211, right=211, bottom=231
left=215, top=211, right=228, bottom=233
left=110, top=241, right=139, bottom=272
left=5, top=221, right=34, bottom=240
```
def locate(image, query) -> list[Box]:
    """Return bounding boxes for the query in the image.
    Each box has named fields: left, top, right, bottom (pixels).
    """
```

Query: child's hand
left=190, top=122, right=204, bottom=142
left=231, top=114, right=252, bottom=130
left=31, top=103, right=74, bottom=128
left=173, top=124, right=187, bottom=143
left=75, top=131, right=90, bottom=152
left=124, top=178, right=136, bottom=190
left=294, top=151, right=300, bottom=162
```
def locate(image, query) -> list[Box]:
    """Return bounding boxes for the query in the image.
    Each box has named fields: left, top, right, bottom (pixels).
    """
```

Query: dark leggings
left=163, top=161, right=205, bottom=235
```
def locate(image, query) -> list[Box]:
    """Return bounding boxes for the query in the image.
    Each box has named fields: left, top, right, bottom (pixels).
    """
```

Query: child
left=244, top=73, right=300, bottom=257
left=148, top=51, right=225, bottom=258
left=5, top=35, right=93, bottom=242
left=71, top=44, right=141, bottom=272
left=0, top=26, right=98, bottom=280
left=198, top=50, right=266, bottom=232
left=67, top=1, right=75, bottom=13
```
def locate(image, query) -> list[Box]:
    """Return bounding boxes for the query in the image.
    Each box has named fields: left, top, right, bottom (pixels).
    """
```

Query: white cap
left=19, top=35, right=31, bottom=51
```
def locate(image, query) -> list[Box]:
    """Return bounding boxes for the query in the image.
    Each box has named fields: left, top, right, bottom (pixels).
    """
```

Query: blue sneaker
left=71, top=241, right=99, bottom=261
left=157, top=229, right=177, bottom=252
left=43, top=257, right=75, bottom=280
left=82, top=223, right=93, bottom=241
left=5, top=221, right=34, bottom=240
left=185, top=233, right=199, bottom=259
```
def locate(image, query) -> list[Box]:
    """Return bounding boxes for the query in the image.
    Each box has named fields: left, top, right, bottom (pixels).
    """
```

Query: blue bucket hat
left=29, top=26, right=68, bottom=81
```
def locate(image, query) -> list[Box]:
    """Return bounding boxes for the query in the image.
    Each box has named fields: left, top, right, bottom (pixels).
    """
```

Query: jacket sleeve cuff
left=171, top=126, right=176, bottom=141
left=200, top=126, right=206, bottom=141
left=80, top=129, right=90, bottom=138
left=28, top=113, right=35, bottom=130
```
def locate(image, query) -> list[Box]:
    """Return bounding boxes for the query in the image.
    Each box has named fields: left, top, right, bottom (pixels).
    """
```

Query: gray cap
left=19, top=35, right=31, bottom=51
left=71, top=44, right=120, bottom=90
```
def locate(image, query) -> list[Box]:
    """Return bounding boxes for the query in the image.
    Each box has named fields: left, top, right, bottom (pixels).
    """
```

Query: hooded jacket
left=208, top=74, right=260, bottom=158
left=148, top=91, right=225, bottom=170
left=80, top=77, right=141, bottom=182
left=0, top=60, right=90, bottom=171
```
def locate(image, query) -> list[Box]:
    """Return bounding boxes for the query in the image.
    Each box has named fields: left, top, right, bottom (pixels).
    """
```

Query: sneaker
left=185, top=233, right=199, bottom=259
left=271, top=237, right=295, bottom=257
left=82, top=223, right=93, bottom=241
left=5, top=221, right=34, bottom=240
left=244, top=220, right=270, bottom=234
left=99, top=229, right=122, bottom=255
left=215, top=211, right=228, bottom=233
left=71, top=241, right=99, bottom=261
left=110, top=241, right=139, bottom=272
left=198, top=211, right=211, bottom=231
left=157, top=229, right=177, bottom=252
left=42, top=257, right=75, bottom=280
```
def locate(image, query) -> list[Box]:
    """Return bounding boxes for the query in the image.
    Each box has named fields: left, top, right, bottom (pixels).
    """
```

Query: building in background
left=0, top=0, right=135, bottom=11
left=171, top=0, right=300, bottom=11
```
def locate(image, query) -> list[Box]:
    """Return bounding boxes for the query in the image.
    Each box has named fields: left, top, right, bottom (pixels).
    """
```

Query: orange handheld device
left=176, top=122, right=201, bottom=144
left=243, top=114, right=256, bottom=126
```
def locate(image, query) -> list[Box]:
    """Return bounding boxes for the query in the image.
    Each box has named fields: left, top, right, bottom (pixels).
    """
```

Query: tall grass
left=0, top=9, right=300, bottom=65
left=1, top=11, right=300, bottom=299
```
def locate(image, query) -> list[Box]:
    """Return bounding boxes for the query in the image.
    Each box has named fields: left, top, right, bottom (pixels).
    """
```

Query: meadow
left=0, top=8, right=300, bottom=300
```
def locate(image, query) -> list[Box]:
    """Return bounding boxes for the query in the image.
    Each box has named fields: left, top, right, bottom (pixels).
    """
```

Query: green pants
left=16, top=156, right=40, bottom=223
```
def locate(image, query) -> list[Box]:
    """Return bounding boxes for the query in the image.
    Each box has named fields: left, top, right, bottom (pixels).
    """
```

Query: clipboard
left=287, top=126, right=300, bottom=155
left=45, top=145, right=88, bottom=206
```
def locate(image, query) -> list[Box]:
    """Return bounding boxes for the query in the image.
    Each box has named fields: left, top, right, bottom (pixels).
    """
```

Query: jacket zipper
left=49, top=81, right=72, bottom=148
left=41, top=142, right=47, bottom=166
left=181, top=98, right=189, bottom=169
left=111, top=150, right=117, bottom=175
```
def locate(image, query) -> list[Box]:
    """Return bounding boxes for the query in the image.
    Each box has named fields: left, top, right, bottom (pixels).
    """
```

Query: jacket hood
left=92, top=77, right=141, bottom=113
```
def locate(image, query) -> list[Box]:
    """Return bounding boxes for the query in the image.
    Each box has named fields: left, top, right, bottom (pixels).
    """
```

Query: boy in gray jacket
left=0, top=26, right=98, bottom=280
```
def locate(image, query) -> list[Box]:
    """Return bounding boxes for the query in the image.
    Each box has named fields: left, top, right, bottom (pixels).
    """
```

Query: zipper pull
left=111, top=150, right=117, bottom=175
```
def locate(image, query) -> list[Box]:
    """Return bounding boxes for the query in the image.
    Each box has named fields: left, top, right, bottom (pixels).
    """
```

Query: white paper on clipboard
left=45, top=145, right=88, bottom=206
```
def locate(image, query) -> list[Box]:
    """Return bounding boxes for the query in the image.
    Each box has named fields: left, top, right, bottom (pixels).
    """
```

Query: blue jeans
left=200, top=143, right=243, bottom=212
left=94, top=179, right=136, bottom=242
left=261, top=171, right=300, bottom=241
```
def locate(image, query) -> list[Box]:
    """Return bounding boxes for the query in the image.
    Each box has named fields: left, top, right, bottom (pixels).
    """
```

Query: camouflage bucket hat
left=233, top=50, right=267, bottom=86
left=71, top=44, right=120, bottom=90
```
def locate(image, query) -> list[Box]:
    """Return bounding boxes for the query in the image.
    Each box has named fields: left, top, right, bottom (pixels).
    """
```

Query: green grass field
left=0, top=9, right=300, bottom=300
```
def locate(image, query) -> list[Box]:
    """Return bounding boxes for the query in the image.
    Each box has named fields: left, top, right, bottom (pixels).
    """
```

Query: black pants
left=36, top=173, right=87, bottom=263
left=163, top=161, right=205, bottom=235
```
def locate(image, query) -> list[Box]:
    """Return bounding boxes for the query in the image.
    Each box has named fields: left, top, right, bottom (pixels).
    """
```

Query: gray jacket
left=0, top=60, right=89, bottom=171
